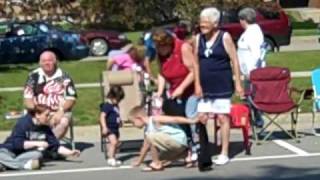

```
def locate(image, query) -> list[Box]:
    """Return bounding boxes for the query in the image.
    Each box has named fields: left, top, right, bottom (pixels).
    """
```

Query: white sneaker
left=191, top=152, right=198, bottom=161
left=212, top=154, right=229, bottom=165
left=24, top=159, right=40, bottom=170
left=115, top=160, right=122, bottom=166
left=107, top=158, right=122, bottom=167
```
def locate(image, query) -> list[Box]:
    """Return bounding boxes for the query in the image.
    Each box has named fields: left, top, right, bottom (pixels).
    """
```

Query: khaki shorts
left=147, top=132, right=187, bottom=161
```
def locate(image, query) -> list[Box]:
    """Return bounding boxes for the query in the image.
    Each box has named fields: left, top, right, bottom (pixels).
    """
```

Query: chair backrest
left=249, top=67, right=295, bottom=113
left=102, top=70, right=142, bottom=122
left=311, top=68, right=320, bottom=110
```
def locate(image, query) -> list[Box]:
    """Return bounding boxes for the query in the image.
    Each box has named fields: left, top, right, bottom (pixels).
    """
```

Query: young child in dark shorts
left=99, top=86, right=125, bottom=167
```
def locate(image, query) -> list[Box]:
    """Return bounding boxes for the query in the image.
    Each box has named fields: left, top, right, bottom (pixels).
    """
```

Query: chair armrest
left=289, top=87, right=308, bottom=106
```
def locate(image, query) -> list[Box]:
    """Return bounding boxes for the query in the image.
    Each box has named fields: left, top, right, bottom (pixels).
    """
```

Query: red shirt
left=159, top=38, right=193, bottom=98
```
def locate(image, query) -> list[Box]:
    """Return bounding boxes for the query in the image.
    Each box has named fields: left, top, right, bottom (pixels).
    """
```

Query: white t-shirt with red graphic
left=24, top=68, right=77, bottom=111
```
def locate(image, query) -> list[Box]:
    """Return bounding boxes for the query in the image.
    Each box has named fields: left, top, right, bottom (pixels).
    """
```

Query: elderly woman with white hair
left=193, top=7, right=244, bottom=168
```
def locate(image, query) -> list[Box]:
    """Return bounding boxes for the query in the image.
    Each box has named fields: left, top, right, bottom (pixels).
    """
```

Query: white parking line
left=273, top=140, right=309, bottom=156
left=2, top=153, right=320, bottom=178
left=232, top=153, right=320, bottom=162
left=0, top=165, right=132, bottom=177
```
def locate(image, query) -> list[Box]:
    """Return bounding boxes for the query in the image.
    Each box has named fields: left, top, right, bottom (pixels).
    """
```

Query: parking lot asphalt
left=1, top=135, right=320, bottom=180
left=1, top=117, right=320, bottom=180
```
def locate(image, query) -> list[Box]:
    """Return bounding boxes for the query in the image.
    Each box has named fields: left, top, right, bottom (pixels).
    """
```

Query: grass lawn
left=0, top=61, right=106, bottom=87
left=0, top=50, right=319, bottom=130
left=266, top=50, right=320, bottom=71
left=0, top=88, right=102, bottom=130
left=292, top=29, right=319, bottom=36
left=126, top=31, right=142, bottom=44
left=0, top=77, right=313, bottom=130
left=0, top=58, right=161, bottom=87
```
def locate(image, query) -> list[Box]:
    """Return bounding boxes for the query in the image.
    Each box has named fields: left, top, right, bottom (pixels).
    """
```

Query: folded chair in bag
left=247, top=67, right=306, bottom=143
left=99, top=70, right=143, bottom=157
left=214, top=104, right=251, bottom=154
left=310, top=68, right=320, bottom=136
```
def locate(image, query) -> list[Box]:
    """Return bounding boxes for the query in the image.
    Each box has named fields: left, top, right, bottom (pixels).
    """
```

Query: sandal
left=185, top=161, right=197, bottom=168
left=141, top=164, right=164, bottom=172
left=162, top=160, right=172, bottom=167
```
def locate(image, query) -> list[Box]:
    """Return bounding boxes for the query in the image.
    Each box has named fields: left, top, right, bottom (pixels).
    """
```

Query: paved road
left=281, top=36, right=320, bottom=52
left=1, top=136, right=320, bottom=180
left=1, top=123, right=320, bottom=180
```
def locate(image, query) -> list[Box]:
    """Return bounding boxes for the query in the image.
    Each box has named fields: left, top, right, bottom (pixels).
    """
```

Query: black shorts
left=106, top=128, right=120, bottom=139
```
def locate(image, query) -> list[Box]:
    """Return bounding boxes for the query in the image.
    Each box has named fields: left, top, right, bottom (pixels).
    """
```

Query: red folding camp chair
left=247, top=67, right=305, bottom=143
left=214, top=104, right=251, bottom=154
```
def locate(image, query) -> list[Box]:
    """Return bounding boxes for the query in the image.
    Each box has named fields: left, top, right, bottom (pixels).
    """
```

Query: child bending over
left=128, top=105, right=199, bottom=171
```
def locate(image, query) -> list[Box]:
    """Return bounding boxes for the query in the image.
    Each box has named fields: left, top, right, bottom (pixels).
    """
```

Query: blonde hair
left=128, top=106, right=146, bottom=122
left=200, top=7, right=221, bottom=24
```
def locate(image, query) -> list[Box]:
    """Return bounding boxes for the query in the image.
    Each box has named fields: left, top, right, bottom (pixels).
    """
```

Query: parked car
left=0, top=21, right=89, bottom=64
left=80, top=30, right=131, bottom=56
left=220, top=8, right=292, bottom=52
left=148, top=8, right=291, bottom=52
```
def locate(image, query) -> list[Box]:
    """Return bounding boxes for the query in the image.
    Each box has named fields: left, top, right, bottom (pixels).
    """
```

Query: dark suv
left=220, top=9, right=292, bottom=52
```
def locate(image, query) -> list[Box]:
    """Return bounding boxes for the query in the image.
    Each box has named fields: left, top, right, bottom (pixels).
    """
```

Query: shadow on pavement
left=119, top=139, right=144, bottom=153
left=168, top=165, right=320, bottom=180
left=75, top=141, right=95, bottom=152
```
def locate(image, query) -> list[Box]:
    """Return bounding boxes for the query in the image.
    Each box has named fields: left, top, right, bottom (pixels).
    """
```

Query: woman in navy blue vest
left=193, top=7, right=244, bottom=168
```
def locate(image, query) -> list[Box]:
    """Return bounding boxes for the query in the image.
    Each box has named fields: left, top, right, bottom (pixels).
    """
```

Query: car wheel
left=90, top=38, right=108, bottom=56
left=264, top=38, right=276, bottom=52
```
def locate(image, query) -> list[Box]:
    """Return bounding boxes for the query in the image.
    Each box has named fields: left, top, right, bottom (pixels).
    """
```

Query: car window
left=257, top=8, right=280, bottom=20
left=220, top=10, right=239, bottom=24
left=10, top=24, right=37, bottom=36
left=0, top=24, right=10, bottom=36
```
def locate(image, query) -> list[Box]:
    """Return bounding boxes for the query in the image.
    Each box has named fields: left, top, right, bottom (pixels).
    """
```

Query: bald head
left=39, top=51, right=57, bottom=76
left=39, top=51, right=57, bottom=63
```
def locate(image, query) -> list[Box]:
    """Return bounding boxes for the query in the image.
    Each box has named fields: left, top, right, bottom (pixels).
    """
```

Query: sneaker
left=24, top=159, right=40, bottom=170
left=212, top=154, right=229, bottom=165
left=115, top=160, right=122, bottom=166
left=107, top=158, right=122, bottom=167
left=191, top=152, right=198, bottom=162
